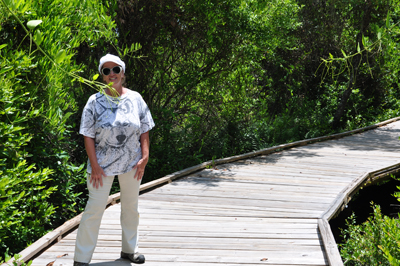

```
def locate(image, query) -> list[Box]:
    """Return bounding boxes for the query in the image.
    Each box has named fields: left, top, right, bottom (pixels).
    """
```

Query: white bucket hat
left=98, top=54, right=126, bottom=74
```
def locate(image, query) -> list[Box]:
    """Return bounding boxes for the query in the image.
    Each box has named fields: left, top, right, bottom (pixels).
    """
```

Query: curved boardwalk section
left=30, top=121, right=400, bottom=266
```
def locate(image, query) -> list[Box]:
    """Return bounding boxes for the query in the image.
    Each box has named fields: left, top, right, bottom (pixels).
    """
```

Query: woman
left=74, top=54, right=154, bottom=265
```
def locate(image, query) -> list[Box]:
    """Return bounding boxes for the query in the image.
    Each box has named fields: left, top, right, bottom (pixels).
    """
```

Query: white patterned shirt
left=79, top=89, right=155, bottom=176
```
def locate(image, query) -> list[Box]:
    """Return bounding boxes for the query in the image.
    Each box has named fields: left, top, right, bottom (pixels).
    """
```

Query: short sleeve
left=138, top=95, right=155, bottom=134
left=79, top=95, right=97, bottom=138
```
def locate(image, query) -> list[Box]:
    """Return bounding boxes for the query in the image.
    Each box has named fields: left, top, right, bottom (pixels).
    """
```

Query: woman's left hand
left=134, top=131, right=150, bottom=180
left=133, top=158, right=147, bottom=180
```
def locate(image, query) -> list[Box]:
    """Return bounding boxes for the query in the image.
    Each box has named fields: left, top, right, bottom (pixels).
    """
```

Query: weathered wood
left=14, top=117, right=400, bottom=266
left=321, top=163, right=400, bottom=221
left=139, top=200, right=323, bottom=218
left=13, top=213, right=83, bottom=264
left=118, top=116, right=400, bottom=199
left=318, top=219, right=343, bottom=266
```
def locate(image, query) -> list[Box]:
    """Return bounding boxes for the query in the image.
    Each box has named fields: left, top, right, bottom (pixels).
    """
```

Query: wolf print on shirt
left=80, top=90, right=155, bottom=176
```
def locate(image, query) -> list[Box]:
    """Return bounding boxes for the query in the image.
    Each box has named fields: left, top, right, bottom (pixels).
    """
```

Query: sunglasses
left=101, top=66, right=122, bottom=76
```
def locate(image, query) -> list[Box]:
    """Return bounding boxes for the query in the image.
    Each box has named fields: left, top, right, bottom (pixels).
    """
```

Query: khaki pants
left=74, top=168, right=141, bottom=263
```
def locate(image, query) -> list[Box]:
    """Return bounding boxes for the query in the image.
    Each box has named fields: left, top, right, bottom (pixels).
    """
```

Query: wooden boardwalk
left=26, top=120, right=400, bottom=265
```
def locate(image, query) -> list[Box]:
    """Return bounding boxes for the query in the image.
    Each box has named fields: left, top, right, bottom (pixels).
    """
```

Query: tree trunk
left=332, top=73, right=357, bottom=129
left=331, top=0, right=373, bottom=129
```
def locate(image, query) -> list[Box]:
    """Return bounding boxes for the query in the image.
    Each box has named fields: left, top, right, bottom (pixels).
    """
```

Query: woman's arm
left=133, top=131, right=150, bottom=180
left=84, top=136, right=106, bottom=188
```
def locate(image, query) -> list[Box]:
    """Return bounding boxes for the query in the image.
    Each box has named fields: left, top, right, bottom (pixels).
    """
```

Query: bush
left=1, top=249, right=32, bottom=266
left=340, top=205, right=400, bottom=265
left=0, top=49, right=56, bottom=254
left=0, top=0, right=118, bottom=255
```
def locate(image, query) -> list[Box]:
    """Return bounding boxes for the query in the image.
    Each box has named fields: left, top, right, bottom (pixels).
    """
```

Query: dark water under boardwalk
left=330, top=177, right=400, bottom=244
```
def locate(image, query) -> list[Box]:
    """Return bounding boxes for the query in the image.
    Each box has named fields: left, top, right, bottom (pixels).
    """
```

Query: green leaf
left=0, top=66, right=13, bottom=75
left=27, top=20, right=42, bottom=30
left=377, top=32, right=382, bottom=40
left=0, top=44, right=7, bottom=50
left=357, top=43, right=361, bottom=53
left=55, top=49, right=66, bottom=64
left=341, top=49, right=347, bottom=58
left=34, top=30, right=42, bottom=46
left=386, top=11, right=391, bottom=28
left=19, top=191, right=25, bottom=199
left=92, top=74, right=99, bottom=80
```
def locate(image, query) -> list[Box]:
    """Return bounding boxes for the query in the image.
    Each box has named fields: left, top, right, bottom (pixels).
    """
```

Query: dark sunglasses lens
left=102, top=68, right=111, bottom=75
left=102, top=66, right=121, bottom=75
left=112, top=66, right=121, bottom=74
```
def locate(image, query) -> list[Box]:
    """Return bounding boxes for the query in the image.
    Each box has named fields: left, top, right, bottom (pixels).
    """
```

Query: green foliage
left=1, top=0, right=400, bottom=258
left=314, top=0, right=400, bottom=128
left=1, top=249, right=32, bottom=266
left=0, top=0, right=120, bottom=255
left=0, top=39, right=57, bottom=254
left=106, top=0, right=303, bottom=179
left=340, top=205, right=400, bottom=265
left=340, top=175, right=400, bottom=265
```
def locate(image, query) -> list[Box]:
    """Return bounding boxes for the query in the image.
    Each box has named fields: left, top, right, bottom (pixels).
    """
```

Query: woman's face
left=102, top=61, right=124, bottom=89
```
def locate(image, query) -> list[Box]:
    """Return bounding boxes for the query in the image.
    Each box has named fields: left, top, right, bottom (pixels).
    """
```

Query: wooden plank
left=34, top=250, right=328, bottom=265
left=103, top=208, right=321, bottom=224
left=85, top=228, right=321, bottom=238
left=12, top=213, right=83, bottom=263
left=321, top=163, right=400, bottom=220
left=31, top=260, right=327, bottom=266
left=289, top=146, right=400, bottom=159
left=181, top=174, right=351, bottom=188
left=222, top=163, right=368, bottom=175
left=168, top=178, right=345, bottom=194
left=139, top=193, right=331, bottom=211
left=139, top=197, right=325, bottom=213
left=98, top=218, right=320, bottom=231
left=160, top=185, right=341, bottom=199
left=46, top=241, right=325, bottom=253
left=282, top=150, right=400, bottom=164
left=193, top=168, right=359, bottom=181
left=318, top=219, right=343, bottom=266
left=138, top=203, right=322, bottom=219
left=147, top=187, right=337, bottom=204
left=57, top=237, right=326, bottom=248
left=242, top=160, right=383, bottom=173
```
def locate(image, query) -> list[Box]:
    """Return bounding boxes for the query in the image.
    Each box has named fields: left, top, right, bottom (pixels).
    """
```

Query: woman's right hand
left=90, top=163, right=105, bottom=189
left=84, top=136, right=105, bottom=189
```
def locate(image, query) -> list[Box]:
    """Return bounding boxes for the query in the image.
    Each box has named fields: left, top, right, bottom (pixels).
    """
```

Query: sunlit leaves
left=386, top=11, right=391, bottom=28
left=0, top=0, right=118, bottom=256
left=55, top=49, right=66, bottom=64
left=33, top=29, right=42, bottom=45
left=26, top=20, right=42, bottom=30
left=341, top=205, right=400, bottom=265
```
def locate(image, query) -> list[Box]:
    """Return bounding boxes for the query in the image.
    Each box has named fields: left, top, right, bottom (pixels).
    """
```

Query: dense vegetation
left=1, top=0, right=400, bottom=262
left=340, top=178, right=400, bottom=265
